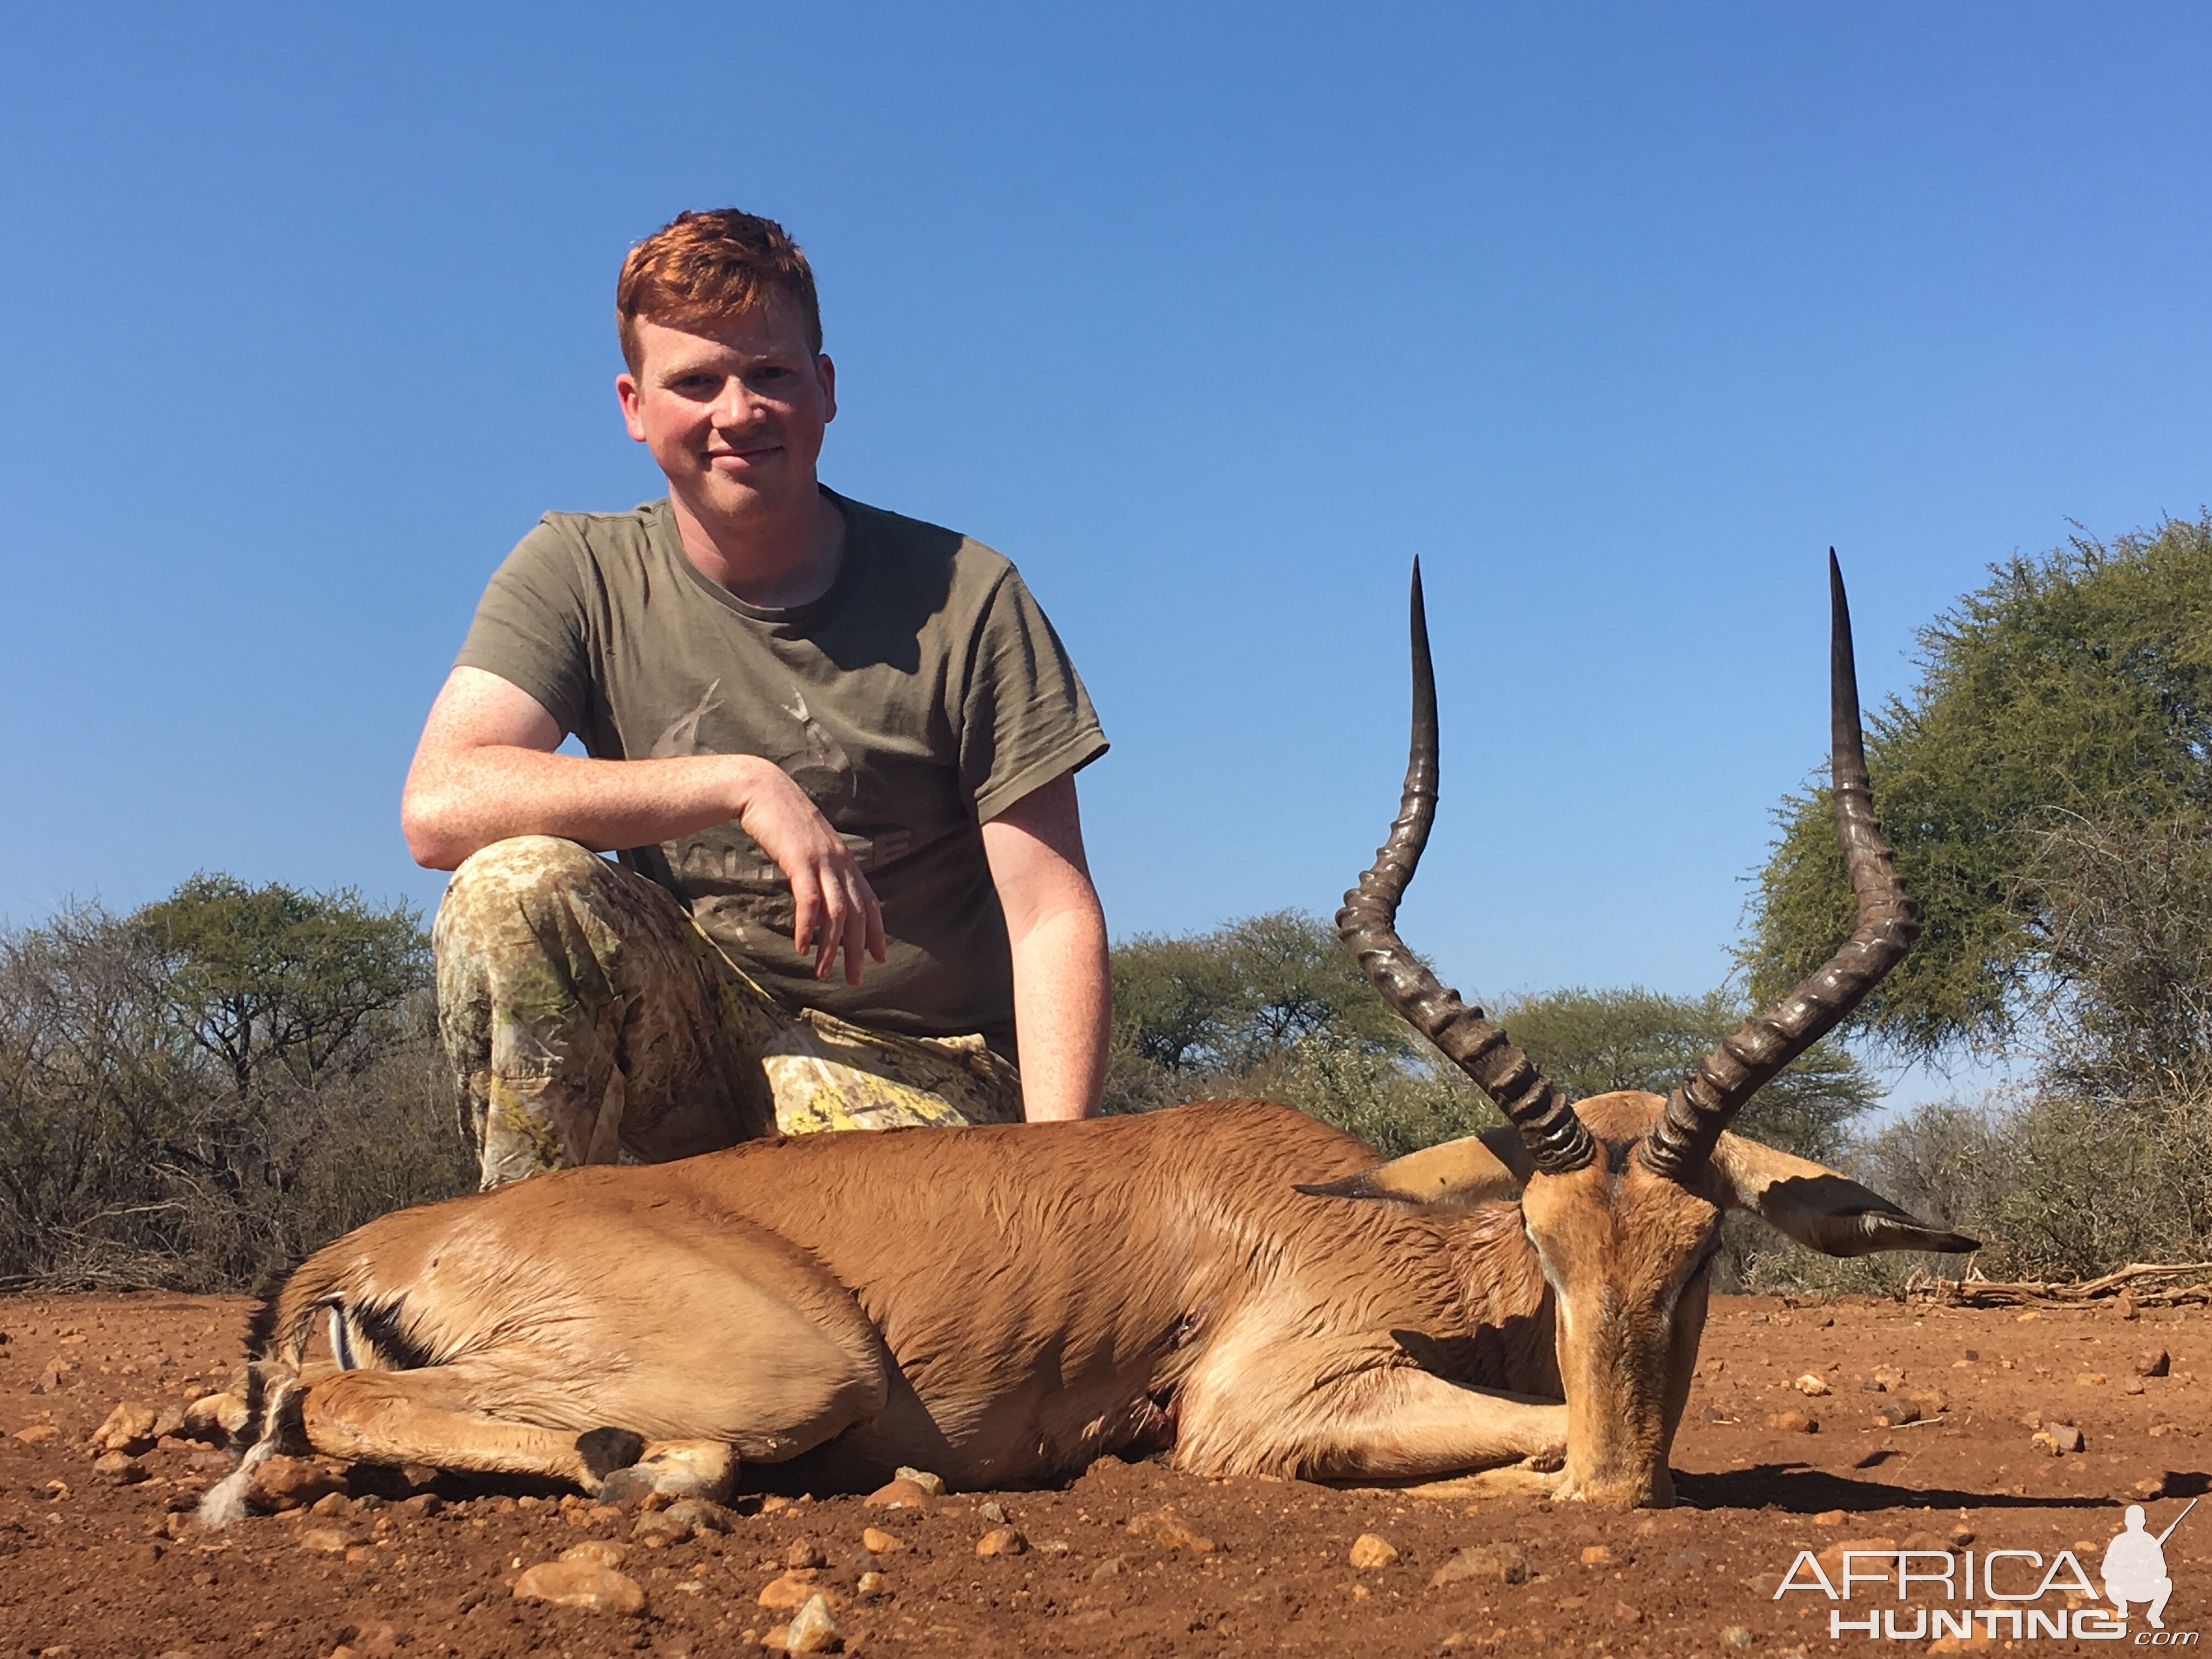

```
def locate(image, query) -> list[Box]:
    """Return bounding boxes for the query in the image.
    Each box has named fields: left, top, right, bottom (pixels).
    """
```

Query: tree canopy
left=1743, top=515, right=2212, bottom=1061
left=0, top=876, right=460, bottom=1289
left=1500, top=986, right=1880, bottom=1164
left=1105, top=912, right=1877, bottom=1164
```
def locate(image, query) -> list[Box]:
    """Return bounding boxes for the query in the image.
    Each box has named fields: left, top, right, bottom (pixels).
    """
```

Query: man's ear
left=1712, top=1134, right=1980, bottom=1258
left=1295, top=1128, right=1532, bottom=1209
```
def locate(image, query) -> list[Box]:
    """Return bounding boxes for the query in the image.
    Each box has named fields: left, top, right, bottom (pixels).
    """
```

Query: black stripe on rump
left=347, top=1296, right=435, bottom=1371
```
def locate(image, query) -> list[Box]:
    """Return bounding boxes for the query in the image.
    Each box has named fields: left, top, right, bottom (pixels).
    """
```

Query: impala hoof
left=575, top=1426, right=647, bottom=1485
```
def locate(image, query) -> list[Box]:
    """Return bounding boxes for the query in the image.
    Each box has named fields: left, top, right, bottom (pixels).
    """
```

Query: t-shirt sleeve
left=453, top=518, right=595, bottom=738
left=959, top=566, right=1109, bottom=822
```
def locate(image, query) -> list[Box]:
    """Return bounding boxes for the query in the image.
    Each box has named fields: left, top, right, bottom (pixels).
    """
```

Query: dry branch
left=1926, top=1261, right=2212, bottom=1309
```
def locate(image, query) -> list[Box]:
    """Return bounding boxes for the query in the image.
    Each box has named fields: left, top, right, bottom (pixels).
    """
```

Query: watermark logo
left=1772, top=1496, right=2197, bottom=1644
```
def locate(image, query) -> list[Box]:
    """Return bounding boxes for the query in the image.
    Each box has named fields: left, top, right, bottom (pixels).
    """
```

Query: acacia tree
left=1743, top=518, right=2212, bottom=1280
left=0, top=876, right=465, bottom=1289
left=1744, top=515, right=2212, bottom=1062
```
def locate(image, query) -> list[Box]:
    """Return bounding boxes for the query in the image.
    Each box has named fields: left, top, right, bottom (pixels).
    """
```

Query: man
left=403, top=210, right=1110, bottom=1188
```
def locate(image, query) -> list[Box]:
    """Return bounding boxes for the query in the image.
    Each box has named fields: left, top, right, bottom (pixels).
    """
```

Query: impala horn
left=1640, top=551, right=1918, bottom=1180
left=1336, top=560, right=1595, bottom=1176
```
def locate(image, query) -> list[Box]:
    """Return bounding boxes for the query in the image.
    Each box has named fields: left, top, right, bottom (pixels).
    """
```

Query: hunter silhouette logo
left=2105, top=1499, right=2193, bottom=1631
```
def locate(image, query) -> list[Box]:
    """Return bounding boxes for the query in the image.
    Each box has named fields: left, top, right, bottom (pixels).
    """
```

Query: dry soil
left=1, top=1291, right=2205, bottom=1657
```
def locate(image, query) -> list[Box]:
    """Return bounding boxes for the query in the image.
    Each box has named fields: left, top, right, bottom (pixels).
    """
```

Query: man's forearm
left=402, top=746, right=765, bottom=871
left=1007, top=901, right=1110, bottom=1121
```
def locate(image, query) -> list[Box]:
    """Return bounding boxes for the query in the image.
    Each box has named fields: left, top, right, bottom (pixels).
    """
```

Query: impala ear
left=1296, top=1128, right=1533, bottom=1209
left=1712, top=1134, right=1980, bottom=1259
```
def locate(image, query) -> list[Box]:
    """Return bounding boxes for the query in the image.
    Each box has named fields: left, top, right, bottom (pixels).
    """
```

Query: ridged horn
left=1335, top=560, right=1594, bottom=1176
left=1641, top=551, right=1919, bottom=1179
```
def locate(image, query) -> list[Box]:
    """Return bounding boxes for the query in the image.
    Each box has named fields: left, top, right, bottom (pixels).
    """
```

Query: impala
left=207, top=555, right=1972, bottom=1522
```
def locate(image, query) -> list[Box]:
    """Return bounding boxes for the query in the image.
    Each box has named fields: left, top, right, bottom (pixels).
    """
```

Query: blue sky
left=4, top=4, right=2208, bottom=1099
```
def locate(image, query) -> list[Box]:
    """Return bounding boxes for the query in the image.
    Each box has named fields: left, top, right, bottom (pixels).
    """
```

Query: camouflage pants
left=435, top=836, right=1024, bottom=1189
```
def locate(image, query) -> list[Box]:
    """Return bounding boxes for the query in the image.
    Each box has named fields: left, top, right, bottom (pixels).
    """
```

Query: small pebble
left=1348, top=1533, right=1400, bottom=1568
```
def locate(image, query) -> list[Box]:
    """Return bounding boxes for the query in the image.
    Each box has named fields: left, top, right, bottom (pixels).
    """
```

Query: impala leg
left=1296, top=1368, right=1567, bottom=1481
left=298, top=1364, right=633, bottom=1487
left=1180, top=1359, right=1566, bottom=1483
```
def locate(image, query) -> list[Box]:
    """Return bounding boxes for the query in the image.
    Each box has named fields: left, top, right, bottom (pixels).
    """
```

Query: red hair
left=616, top=209, right=821, bottom=373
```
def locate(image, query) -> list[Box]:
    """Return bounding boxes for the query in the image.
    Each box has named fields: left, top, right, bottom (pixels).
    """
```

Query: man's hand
left=403, top=666, right=886, bottom=985
left=981, top=770, right=1109, bottom=1121
left=727, top=761, right=886, bottom=985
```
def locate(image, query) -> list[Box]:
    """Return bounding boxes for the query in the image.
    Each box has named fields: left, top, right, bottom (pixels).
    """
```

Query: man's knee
left=446, top=836, right=606, bottom=916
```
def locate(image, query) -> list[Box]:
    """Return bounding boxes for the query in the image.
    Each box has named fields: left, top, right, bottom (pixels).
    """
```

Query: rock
left=758, top=1572, right=840, bottom=1611
left=2133, top=1475, right=2169, bottom=1500
left=2075, top=1372, right=2108, bottom=1386
left=1907, top=1388, right=1950, bottom=1414
left=1613, top=1600, right=1644, bottom=1623
left=860, top=1526, right=904, bottom=1554
left=787, top=1537, right=828, bottom=1569
left=1431, top=1543, right=1530, bottom=1587
left=856, top=1570, right=886, bottom=1598
left=1792, top=1374, right=1831, bottom=1397
left=1349, top=1533, right=1400, bottom=1568
left=783, top=1594, right=839, bottom=1654
left=182, top=1392, right=247, bottom=1442
left=864, top=1478, right=932, bottom=1510
left=249, top=1454, right=346, bottom=1513
left=1090, top=1554, right=1128, bottom=1581
left=2136, top=1348, right=2172, bottom=1378
left=978, top=1499, right=1008, bottom=1524
left=512, top=1559, right=647, bottom=1616
left=1579, top=1543, right=1616, bottom=1566
left=630, top=1510, right=693, bottom=1548
left=562, top=1539, right=631, bottom=1568
left=2124, top=1377, right=2147, bottom=1395
left=1860, top=1378, right=1887, bottom=1393
left=1766, top=1411, right=1819, bottom=1434
left=661, top=1496, right=730, bottom=1533
left=1125, top=1507, right=1217, bottom=1553
left=593, top=1467, right=659, bottom=1507
left=1665, top=1548, right=1710, bottom=1572
left=1874, top=1400, right=1921, bottom=1428
left=2031, top=1424, right=2085, bottom=1455
left=1721, top=1626, right=1753, bottom=1649
left=13, top=1424, right=59, bottom=1444
left=308, top=1491, right=354, bottom=1519
left=977, top=1526, right=1028, bottom=1558
left=1872, top=1365, right=1906, bottom=1390
left=92, top=1452, right=147, bottom=1485
left=298, top=1526, right=354, bottom=1555
left=90, top=1400, right=160, bottom=1454
left=894, top=1465, right=946, bottom=1496
left=398, top=1493, right=443, bottom=1518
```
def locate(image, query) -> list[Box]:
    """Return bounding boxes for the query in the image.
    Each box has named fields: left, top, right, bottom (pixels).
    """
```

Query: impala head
left=1303, top=556, right=1978, bottom=1508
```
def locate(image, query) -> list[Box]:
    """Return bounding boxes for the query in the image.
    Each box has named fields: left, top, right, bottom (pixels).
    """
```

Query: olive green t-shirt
left=454, top=490, right=1107, bottom=1054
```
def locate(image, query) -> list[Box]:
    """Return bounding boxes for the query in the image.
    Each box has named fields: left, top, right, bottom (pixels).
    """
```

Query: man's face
left=616, top=294, right=836, bottom=523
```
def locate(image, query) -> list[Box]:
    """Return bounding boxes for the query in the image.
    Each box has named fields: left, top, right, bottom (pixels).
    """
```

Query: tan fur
left=216, top=1091, right=1963, bottom=1519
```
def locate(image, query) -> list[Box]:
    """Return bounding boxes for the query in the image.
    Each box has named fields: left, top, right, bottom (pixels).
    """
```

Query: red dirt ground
left=1, top=1292, right=2204, bottom=1657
